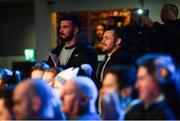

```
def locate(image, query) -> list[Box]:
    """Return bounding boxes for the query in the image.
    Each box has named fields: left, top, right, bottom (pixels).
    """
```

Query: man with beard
left=96, top=25, right=134, bottom=82
left=47, top=14, right=98, bottom=79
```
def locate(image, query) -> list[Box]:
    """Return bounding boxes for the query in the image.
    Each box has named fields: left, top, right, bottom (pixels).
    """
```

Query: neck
left=65, top=36, right=77, bottom=48
left=108, top=46, right=119, bottom=57
left=143, top=92, right=162, bottom=108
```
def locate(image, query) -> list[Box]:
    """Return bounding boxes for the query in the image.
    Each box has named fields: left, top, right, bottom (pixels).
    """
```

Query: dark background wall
left=0, top=1, right=35, bottom=56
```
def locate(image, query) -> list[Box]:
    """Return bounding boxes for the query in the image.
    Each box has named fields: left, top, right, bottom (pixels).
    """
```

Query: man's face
left=161, top=6, right=176, bottom=23
left=101, top=30, right=116, bottom=54
left=13, top=84, right=32, bottom=119
left=0, top=99, right=12, bottom=120
left=31, top=69, right=44, bottom=79
left=59, top=20, right=75, bottom=42
left=136, top=67, right=159, bottom=102
left=102, top=73, right=119, bottom=94
left=61, top=81, right=80, bottom=116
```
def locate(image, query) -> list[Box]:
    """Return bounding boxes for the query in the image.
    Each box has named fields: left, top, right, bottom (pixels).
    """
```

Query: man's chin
left=59, top=38, right=70, bottom=42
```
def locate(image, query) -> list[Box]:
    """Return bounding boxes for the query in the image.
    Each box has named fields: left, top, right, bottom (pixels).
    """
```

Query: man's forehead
left=14, top=81, right=32, bottom=95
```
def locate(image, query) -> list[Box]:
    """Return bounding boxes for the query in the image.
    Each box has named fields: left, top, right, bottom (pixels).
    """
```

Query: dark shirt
left=47, top=38, right=98, bottom=82
left=125, top=100, right=175, bottom=120
left=96, top=48, right=134, bottom=83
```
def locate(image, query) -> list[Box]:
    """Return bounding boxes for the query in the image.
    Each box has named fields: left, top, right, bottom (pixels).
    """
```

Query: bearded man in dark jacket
left=47, top=14, right=98, bottom=79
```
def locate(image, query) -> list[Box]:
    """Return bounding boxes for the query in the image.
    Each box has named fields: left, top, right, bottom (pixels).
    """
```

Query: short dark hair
left=104, top=65, right=136, bottom=90
left=104, top=25, right=124, bottom=40
left=163, top=4, right=178, bottom=17
left=60, top=14, right=82, bottom=28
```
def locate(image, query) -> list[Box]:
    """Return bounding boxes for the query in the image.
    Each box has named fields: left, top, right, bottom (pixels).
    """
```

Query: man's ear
left=32, top=96, right=42, bottom=112
left=115, top=38, right=121, bottom=46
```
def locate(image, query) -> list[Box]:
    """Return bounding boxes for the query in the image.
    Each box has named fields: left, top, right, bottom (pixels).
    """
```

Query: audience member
left=47, top=14, right=98, bottom=78
left=13, top=78, right=58, bottom=119
left=125, top=54, right=177, bottom=120
left=31, top=62, right=50, bottom=79
left=96, top=25, right=134, bottom=82
left=61, top=76, right=100, bottom=120
left=99, top=65, right=136, bottom=120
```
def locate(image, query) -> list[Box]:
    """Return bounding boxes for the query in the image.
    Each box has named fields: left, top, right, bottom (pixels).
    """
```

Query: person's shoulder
left=51, top=43, right=64, bottom=54
left=124, top=99, right=142, bottom=120
left=125, top=99, right=142, bottom=114
left=111, top=49, right=135, bottom=64
left=79, top=113, right=101, bottom=120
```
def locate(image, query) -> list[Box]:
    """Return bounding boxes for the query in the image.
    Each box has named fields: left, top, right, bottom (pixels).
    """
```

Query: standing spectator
left=143, top=4, right=180, bottom=63
left=47, top=14, right=98, bottom=78
left=96, top=25, right=134, bottom=82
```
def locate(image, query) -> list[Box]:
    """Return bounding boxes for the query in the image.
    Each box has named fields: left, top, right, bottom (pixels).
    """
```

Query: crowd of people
left=0, top=3, right=180, bottom=120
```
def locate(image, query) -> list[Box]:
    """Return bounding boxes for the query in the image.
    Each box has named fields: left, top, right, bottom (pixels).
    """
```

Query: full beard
left=59, top=32, right=74, bottom=42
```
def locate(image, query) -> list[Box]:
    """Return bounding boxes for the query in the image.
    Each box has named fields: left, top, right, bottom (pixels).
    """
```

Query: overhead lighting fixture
left=137, top=8, right=143, bottom=15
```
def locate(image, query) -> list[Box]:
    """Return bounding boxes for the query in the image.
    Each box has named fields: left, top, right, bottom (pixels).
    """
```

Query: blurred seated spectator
left=42, top=67, right=63, bottom=88
left=99, top=65, right=136, bottom=120
left=13, top=78, right=61, bottom=120
left=0, top=68, right=22, bottom=91
left=61, top=76, right=100, bottom=120
left=54, top=64, right=94, bottom=97
left=125, top=53, right=178, bottom=120
left=31, top=62, right=50, bottom=79
left=0, top=90, right=14, bottom=120
left=54, top=67, right=79, bottom=97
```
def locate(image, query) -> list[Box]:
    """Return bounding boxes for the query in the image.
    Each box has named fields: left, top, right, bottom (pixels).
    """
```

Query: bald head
left=61, top=76, right=98, bottom=117
left=13, top=79, right=54, bottom=120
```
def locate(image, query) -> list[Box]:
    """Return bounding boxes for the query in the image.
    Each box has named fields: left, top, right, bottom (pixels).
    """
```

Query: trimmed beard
left=59, top=32, right=74, bottom=42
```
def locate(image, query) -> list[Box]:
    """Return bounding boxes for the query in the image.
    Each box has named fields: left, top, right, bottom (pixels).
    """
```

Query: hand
left=49, top=53, right=60, bottom=67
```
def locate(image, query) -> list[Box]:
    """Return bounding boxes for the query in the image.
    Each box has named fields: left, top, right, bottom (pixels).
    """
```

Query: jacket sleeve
left=46, top=46, right=61, bottom=67
left=80, top=46, right=98, bottom=82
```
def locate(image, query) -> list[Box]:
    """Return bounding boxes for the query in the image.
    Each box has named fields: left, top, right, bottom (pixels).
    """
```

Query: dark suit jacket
left=96, top=48, right=134, bottom=83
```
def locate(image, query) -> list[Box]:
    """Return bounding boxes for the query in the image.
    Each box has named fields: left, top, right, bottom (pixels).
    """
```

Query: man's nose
left=59, top=28, right=63, bottom=33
